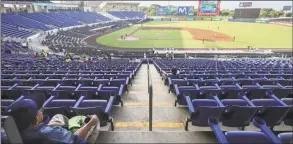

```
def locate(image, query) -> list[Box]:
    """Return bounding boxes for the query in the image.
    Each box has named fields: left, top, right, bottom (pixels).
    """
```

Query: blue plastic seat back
left=78, top=100, right=107, bottom=109
left=1, top=89, right=27, bottom=100
left=180, top=88, right=200, bottom=99
left=172, top=79, right=188, bottom=86
left=52, top=90, right=75, bottom=99
left=1, top=80, right=16, bottom=86
left=246, top=88, right=268, bottom=99
left=77, top=79, right=94, bottom=86
left=223, top=88, right=244, bottom=99
left=43, top=100, right=76, bottom=118
left=43, top=79, right=62, bottom=86
left=221, top=99, right=258, bottom=127
left=97, top=90, right=116, bottom=101
left=110, top=79, right=126, bottom=87
left=191, top=100, right=224, bottom=126
left=116, top=74, right=129, bottom=79
left=93, top=79, right=109, bottom=86
left=282, top=98, right=293, bottom=126
left=225, top=131, right=272, bottom=144
left=273, top=88, right=293, bottom=99
left=62, top=79, right=78, bottom=86
left=252, top=99, right=291, bottom=126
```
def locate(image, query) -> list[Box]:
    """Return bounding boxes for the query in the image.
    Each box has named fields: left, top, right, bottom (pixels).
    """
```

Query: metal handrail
left=147, top=59, right=153, bottom=131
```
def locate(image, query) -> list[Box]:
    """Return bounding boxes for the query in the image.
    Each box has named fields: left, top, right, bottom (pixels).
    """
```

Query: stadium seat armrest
left=215, top=84, right=221, bottom=90
left=255, top=83, right=262, bottom=88
left=276, top=83, right=284, bottom=88
left=11, top=96, right=25, bottom=107
left=119, top=85, right=124, bottom=96
left=130, top=73, right=133, bottom=79
left=252, top=118, right=282, bottom=144
left=240, top=94, right=256, bottom=107
left=31, top=84, right=40, bottom=90
left=42, top=96, right=55, bottom=107
left=98, top=84, right=103, bottom=90
left=53, top=83, right=61, bottom=91
left=75, top=84, right=82, bottom=91
left=175, top=85, right=180, bottom=97
left=73, top=96, right=85, bottom=108
left=194, top=84, right=200, bottom=90
left=266, top=92, right=288, bottom=106
left=105, top=96, right=115, bottom=114
left=168, top=77, right=172, bottom=86
left=185, top=96, right=195, bottom=113
left=8, top=84, right=18, bottom=90
left=208, top=118, right=228, bottom=144
left=126, top=77, right=130, bottom=85
left=236, top=83, right=243, bottom=89
left=213, top=96, right=225, bottom=107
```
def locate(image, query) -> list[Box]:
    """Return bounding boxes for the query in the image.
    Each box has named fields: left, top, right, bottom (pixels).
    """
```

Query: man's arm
left=74, top=115, right=98, bottom=140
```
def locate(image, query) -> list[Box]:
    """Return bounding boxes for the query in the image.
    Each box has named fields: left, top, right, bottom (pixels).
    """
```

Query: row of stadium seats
left=42, top=21, right=123, bottom=54
left=154, top=59, right=293, bottom=131
left=1, top=23, right=33, bottom=38
left=1, top=57, right=142, bottom=132
left=209, top=117, right=292, bottom=144
left=1, top=41, right=32, bottom=54
left=1, top=11, right=145, bottom=38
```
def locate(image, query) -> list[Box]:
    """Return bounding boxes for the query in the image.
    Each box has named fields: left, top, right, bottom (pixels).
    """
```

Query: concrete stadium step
left=95, top=131, right=217, bottom=143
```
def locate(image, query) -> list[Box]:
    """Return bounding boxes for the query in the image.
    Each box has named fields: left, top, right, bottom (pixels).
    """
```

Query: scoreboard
left=198, top=0, right=221, bottom=16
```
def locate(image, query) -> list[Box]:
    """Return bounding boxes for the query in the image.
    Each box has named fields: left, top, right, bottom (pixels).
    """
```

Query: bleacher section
left=107, top=11, right=145, bottom=19
left=1, top=23, right=33, bottom=38
left=1, top=11, right=145, bottom=39
left=42, top=21, right=121, bottom=55
left=154, top=59, right=292, bottom=131
left=1, top=57, right=141, bottom=129
left=1, top=41, right=32, bottom=53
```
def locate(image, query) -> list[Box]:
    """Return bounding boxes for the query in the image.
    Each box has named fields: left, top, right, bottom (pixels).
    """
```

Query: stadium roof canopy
left=100, top=1, right=140, bottom=8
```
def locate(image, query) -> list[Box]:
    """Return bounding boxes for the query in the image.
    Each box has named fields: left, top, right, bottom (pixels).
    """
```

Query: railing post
left=147, top=59, right=153, bottom=131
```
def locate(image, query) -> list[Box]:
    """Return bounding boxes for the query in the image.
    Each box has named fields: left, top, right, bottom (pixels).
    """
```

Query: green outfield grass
left=96, top=21, right=292, bottom=49
left=133, top=29, right=193, bottom=40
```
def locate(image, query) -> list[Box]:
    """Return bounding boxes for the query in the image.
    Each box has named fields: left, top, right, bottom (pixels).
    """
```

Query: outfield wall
left=150, top=17, right=270, bottom=24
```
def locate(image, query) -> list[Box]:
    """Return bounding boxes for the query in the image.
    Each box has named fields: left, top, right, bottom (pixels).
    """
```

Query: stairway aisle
left=111, top=64, right=190, bottom=131
left=95, top=63, right=217, bottom=143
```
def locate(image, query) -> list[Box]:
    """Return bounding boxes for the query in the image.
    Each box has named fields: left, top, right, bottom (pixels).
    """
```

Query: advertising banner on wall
left=239, top=2, right=252, bottom=7
left=178, top=6, right=195, bottom=16
left=211, top=18, right=222, bottom=21
left=179, top=18, right=187, bottom=21
left=163, top=18, right=170, bottom=21
left=153, top=18, right=162, bottom=21
left=167, top=6, right=178, bottom=15
left=171, top=18, right=179, bottom=21
left=198, top=0, right=221, bottom=16
left=186, top=18, right=195, bottom=21
left=203, top=17, right=212, bottom=21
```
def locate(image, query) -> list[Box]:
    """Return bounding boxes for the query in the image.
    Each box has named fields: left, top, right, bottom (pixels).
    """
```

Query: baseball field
left=96, top=21, right=292, bottom=49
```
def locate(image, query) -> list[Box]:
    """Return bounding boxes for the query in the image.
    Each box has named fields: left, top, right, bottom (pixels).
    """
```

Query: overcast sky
left=122, top=1, right=292, bottom=11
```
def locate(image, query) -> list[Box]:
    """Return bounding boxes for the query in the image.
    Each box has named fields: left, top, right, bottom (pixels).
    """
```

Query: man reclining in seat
left=4, top=99, right=100, bottom=144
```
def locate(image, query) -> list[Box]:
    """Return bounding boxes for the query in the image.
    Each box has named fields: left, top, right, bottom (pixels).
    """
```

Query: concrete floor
left=95, top=64, right=292, bottom=143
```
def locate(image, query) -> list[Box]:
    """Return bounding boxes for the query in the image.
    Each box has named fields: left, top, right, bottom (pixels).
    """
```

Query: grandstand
left=1, top=1, right=293, bottom=144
